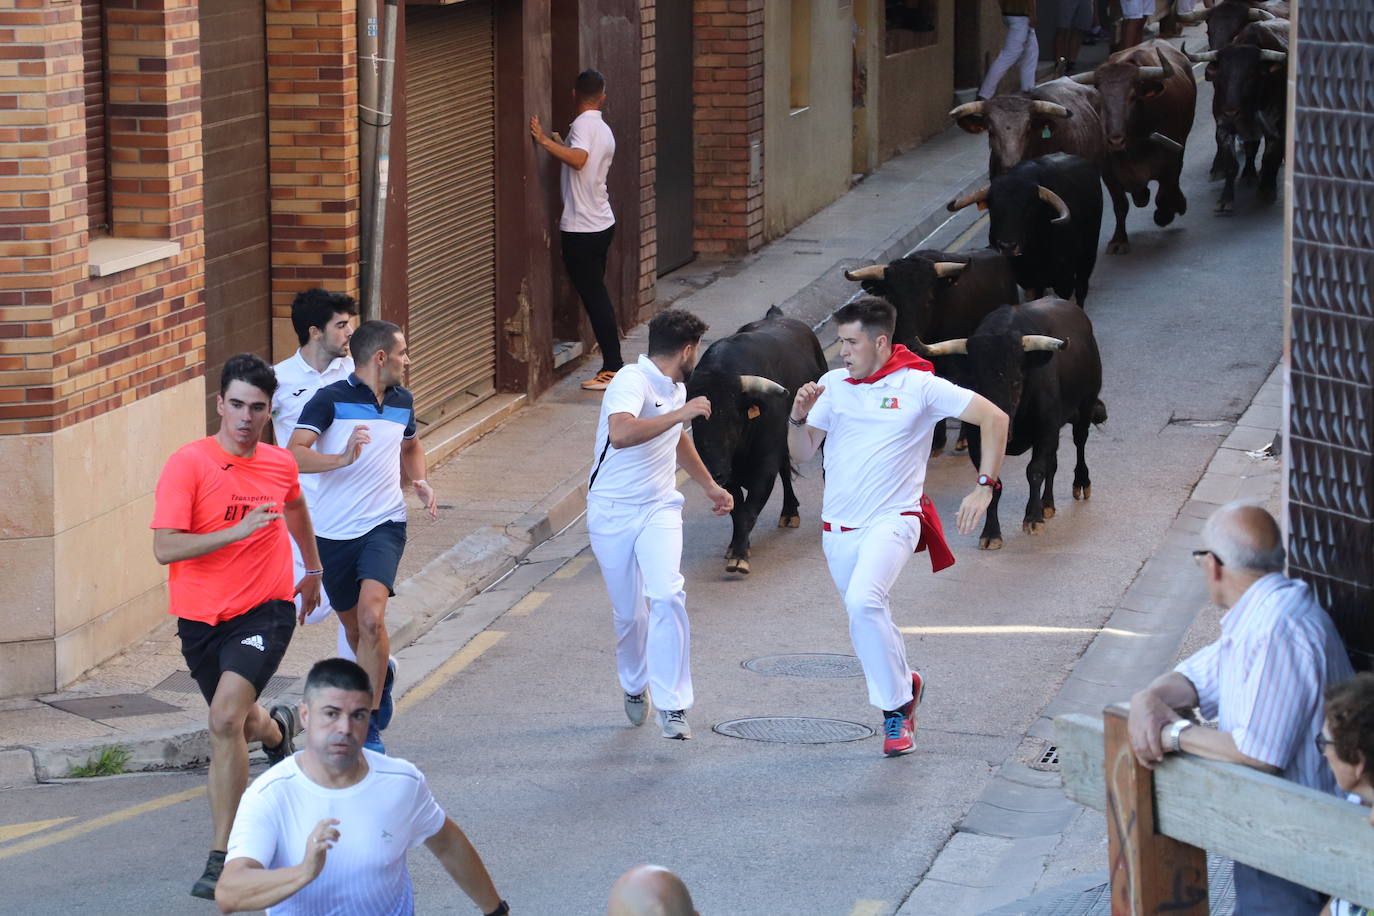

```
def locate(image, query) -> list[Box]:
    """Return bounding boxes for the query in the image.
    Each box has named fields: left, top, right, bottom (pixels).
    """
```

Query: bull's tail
left=1090, top=398, right=1107, bottom=425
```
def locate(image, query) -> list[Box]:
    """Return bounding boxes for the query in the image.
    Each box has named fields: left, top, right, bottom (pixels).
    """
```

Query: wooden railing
left=1055, top=705, right=1374, bottom=914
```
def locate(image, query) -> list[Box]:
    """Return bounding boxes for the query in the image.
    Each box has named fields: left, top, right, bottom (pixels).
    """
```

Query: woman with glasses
left=1318, top=672, right=1374, bottom=916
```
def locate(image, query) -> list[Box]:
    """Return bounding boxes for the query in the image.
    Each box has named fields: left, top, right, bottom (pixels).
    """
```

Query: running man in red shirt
left=151, top=353, right=325, bottom=900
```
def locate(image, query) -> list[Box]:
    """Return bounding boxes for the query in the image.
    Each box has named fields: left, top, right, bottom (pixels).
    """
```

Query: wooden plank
left=1055, top=712, right=1106, bottom=812
left=1103, top=707, right=1209, bottom=914
left=1154, top=752, right=1374, bottom=908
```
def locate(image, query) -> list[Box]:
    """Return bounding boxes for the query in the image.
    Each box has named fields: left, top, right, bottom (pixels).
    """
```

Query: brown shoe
left=581, top=370, right=617, bottom=391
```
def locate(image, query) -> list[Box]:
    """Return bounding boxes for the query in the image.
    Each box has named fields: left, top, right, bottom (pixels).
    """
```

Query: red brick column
left=637, top=0, right=657, bottom=313
left=692, top=0, right=763, bottom=257
left=265, top=0, right=361, bottom=338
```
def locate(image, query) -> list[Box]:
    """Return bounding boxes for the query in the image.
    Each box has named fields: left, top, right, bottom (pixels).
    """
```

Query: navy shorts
left=317, top=520, right=407, bottom=613
left=177, top=599, right=295, bottom=704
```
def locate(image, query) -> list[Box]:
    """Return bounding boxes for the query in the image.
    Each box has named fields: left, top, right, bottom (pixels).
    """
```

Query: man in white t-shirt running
left=216, top=658, right=509, bottom=916
left=587, top=308, right=733, bottom=740
left=788, top=297, right=1009, bottom=757
left=272, top=288, right=357, bottom=663
left=530, top=68, right=623, bottom=391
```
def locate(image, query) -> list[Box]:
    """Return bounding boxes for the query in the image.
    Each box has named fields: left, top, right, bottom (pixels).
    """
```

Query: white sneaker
left=624, top=691, right=649, bottom=727
left=656, top=707, right=691, bottom=740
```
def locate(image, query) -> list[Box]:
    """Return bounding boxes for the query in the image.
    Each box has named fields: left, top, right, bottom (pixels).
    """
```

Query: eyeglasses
left=1315, top=733, right=1335, bottom=754
left=1192, top=549, right=1224, bottom=568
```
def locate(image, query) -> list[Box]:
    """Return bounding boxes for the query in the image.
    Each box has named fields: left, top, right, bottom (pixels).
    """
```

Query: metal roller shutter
left=405, top=1, right=497, bottom=426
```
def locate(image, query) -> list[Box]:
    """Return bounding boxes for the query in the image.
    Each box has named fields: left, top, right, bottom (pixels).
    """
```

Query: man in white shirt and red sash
left=788, top=297, right=1010, bottom=757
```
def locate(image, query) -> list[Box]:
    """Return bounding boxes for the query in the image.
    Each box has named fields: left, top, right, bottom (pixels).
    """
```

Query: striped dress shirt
left=1175, top=573, right=1353, bottom=794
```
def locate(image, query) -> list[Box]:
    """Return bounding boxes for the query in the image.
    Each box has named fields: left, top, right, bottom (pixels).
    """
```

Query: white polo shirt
left=271, top=351, right=354, bottom=501
left=807, top=366, right=973, bottom=529
left=588, top=355, right=685, bottom=504
left=559, top=109, right=616, bottom=233
left=226, top=750, right=446, bottom=916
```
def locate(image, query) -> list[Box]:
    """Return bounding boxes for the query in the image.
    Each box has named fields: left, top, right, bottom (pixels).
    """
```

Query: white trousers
left=822, top=514, right=920, bottom=712
left=587, top=493, right=693, bottom=711
left=291, top=537, right=354, bottom=660
left=979, top=15, right=1039, bottom=99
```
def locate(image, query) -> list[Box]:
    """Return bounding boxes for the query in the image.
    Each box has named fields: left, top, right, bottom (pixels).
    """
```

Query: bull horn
left=1022, top=335, right=1067, bottom=352
left=844, top=264, right=887, bottom=281
left=1149, top=131, right=1185, bottom=153
left=1135, top=65, right=1166, bottom=81
left=1248, top=7, right=1276, bottom=20
left=948, top=101, right=985, bottom=120
left=918, top=338, right=968, bottom=357
left=739, top=375, right=787, bottom=397
left=1176, top=7, right=1212, bottom=21
left=1029, top=101, right=1071, bottom=119
left=1259, top=49, right=1288, bottom=63
left=946, top=186, right=989, bottom=212
left=1037, top=186, right=1071, bottom=224
left=1157, top=48, right=1174, bottom=79
left=1186, top=48, right=1219, bottom=63
left=933, top=261, right=968, bottom=279
left=1069, top=69, right=1097, bottom=85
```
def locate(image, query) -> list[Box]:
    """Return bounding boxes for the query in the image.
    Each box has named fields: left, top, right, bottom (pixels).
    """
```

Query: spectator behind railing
left=1126, top=501, right=1354, bottom=914
left=1320, top=672, right=1374, bottom=916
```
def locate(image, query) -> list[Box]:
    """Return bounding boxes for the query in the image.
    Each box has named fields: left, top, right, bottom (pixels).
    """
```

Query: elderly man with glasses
left=1126, top=500, right=1353, bottom=914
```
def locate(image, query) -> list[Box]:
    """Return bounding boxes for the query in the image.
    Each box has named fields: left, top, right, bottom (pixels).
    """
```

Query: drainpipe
left=358, top=0, right=379, bottom=307
left=359, top=0, right=398, bottom=321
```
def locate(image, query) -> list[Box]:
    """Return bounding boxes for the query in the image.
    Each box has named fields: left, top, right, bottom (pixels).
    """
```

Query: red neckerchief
left=844, top=344, right=934, bottom=384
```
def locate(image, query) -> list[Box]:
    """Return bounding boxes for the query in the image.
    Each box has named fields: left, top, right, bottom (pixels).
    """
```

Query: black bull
left=843, top=247, right=1019, bottom=451
left=915, top=297, right=1106, bottom=550
left=687, top=306, right=827, bottom=574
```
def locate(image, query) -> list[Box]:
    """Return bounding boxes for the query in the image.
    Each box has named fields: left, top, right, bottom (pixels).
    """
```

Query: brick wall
left=0, top=0, right=204, bottom=438
left=692, top=0, right=764, bottom=257
left=264, top=0, right=360, bottom=357
left=637, top=0, right=657, bottom=314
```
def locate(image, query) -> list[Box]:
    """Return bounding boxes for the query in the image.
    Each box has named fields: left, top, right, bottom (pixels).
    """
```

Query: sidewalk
left=0, top=118, right=992, bottom=786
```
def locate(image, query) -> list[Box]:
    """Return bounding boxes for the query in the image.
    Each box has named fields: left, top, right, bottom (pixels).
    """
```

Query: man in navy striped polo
left=1127, top=501, right=1353, bottom=914
left=288, top=320, right=439, bottom=754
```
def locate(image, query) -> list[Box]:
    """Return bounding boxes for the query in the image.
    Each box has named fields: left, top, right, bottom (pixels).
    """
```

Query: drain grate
left=713, top=716, right=874, bottom=744
left=1039, top=745, right=1060, bottom=766
left=154, top=672, right=296, bottom=700
left=742, top=653, right=865, bottom=679
left=45, top=693, right=181, bottom=720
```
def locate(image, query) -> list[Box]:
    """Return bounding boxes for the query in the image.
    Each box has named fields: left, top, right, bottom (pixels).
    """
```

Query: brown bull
left=949, top=77, right=1105, bottom=179
left=1072, top=40, right=1196, bottom=255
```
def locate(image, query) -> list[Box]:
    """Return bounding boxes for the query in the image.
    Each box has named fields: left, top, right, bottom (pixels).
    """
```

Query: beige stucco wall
left=0, top=376, right=203, bottom=697
left=763, top=0, right=856, bottom=240
left=878, top=0, right=957, bottom=159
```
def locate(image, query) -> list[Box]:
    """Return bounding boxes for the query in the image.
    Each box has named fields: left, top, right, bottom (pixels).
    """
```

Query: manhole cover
left=713, top=716, right=874, bottom=744
left=45, top=694, right=181, bottom=720
left=154, top=672, right=295, bottom=700
left=742, top=653, right=865, bottom=678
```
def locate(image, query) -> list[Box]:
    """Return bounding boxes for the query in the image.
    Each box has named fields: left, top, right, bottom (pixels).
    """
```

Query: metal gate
left=404, top=1, right=496, bottom=426
left=655, top=0, right=695, bottom=275
left=199, top=0, right=271, bottom=428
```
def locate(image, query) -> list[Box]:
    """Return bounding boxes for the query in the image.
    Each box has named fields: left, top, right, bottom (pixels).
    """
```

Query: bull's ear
left=955, top=114, right=987, bottom=135
left=1137, top=80, right=1166, bottom=99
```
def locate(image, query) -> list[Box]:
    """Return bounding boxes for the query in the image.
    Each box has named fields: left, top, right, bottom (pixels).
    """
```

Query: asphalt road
left=0, top=75, right=1285, bottom=915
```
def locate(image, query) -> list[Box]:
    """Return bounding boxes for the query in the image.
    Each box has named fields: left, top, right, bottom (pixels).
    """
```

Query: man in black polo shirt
left=288, top=321, right=438, bottom=753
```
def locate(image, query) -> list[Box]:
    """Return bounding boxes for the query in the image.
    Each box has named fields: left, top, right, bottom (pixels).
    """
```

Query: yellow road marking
left=0, top=787, right=204, bottom=861
left=507, top=591, right=549, bottom=617
left=395, top=630, right=506, bottom=715
left=849, top=901, right=887, bottom=916
left=949, top=212, right=990, bottom=253
left=900, top=624, right=1142, bottom=637
left=551, top=556, right=592, bottom=579
left=0, top=817, right=76, bottom=844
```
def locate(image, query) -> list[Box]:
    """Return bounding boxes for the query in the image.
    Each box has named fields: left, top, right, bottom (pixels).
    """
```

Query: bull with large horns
left=948, top=77, right=1106, bottom=179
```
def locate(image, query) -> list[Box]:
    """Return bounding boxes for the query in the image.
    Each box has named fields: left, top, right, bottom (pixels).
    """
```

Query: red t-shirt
left=150, top=437, right=302, bottom=625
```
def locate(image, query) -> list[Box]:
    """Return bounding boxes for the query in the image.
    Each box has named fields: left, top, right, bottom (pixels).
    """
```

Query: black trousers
left=561, top=225, right=623, bottom=373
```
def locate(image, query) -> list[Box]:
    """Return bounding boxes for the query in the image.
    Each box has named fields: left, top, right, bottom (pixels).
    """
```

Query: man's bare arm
left=215, top=858, right=315, bottom=914
left=424, top=818, right=503, bottom=913
left=287, top=427, right=368, bottom=474
left=153, top=503, right=281, bottom=565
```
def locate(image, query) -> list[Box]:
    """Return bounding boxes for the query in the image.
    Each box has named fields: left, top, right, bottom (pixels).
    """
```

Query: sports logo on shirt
left=880, top=397, right=901, bottom=409
left=291, top=388, right=307, bottom=397
left=240, top=635, right=265, bottom=652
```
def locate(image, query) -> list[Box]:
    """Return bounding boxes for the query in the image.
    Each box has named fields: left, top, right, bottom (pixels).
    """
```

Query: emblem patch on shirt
left=880, top=397, right=901, bottom=409
left=240, top=635, right=265, bottom=652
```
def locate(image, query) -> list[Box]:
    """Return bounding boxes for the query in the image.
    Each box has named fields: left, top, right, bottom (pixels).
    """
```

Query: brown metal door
left=655, top=0, right=694, bottom=275
left=404, top=1, right=497, bottom=427
left=200, top=0, right=272, bottom=428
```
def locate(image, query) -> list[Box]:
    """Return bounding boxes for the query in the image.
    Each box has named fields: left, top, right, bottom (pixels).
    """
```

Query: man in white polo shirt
left=788, top=297, right=1009, bottom=757
left=272, top=288, right=356, bottom=662
left=587, top=308, right=733, bottom=740
left=530, top=68, right=623, bottom=391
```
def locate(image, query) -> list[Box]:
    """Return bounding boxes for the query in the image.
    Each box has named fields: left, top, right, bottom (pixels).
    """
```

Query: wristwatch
left=976, top=474, right=1001, bottom=490
left=1165, top=718, right=1193, bottom=754
left=485, top=901, right=510, bottom=916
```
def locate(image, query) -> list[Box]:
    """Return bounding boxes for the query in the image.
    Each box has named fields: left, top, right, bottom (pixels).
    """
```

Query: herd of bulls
left=685, top=0, right=1289, bottom=571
